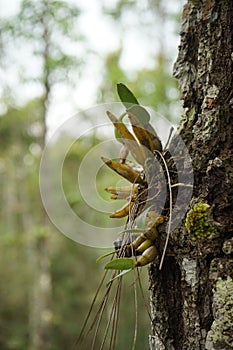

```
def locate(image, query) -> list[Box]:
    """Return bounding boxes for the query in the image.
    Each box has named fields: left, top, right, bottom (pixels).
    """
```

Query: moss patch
left=185, top=202, right=214, bottom=240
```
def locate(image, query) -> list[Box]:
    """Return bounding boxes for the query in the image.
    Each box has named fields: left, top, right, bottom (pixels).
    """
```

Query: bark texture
left=149, top=1, right=233, bottom=349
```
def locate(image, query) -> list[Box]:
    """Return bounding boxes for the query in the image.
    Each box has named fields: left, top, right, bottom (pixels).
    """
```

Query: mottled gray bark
left=149, top=1, right=233, bottom=349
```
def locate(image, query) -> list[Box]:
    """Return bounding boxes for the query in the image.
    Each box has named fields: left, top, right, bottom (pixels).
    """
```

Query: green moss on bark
left=185, top=202, right=214, bottom=240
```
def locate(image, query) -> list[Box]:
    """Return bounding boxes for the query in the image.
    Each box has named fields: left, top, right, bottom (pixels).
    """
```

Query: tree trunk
left=149, top=1, right=233, bottom=349
left=28, top=7, right=53, bottom=347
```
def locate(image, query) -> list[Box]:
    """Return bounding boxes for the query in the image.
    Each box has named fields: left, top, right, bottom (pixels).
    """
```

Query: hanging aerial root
left=101, top=156, right=144, bottom=185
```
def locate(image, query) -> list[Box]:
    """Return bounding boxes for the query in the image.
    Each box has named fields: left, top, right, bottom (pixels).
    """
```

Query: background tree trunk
left=149, top=1, right=233, bottom=349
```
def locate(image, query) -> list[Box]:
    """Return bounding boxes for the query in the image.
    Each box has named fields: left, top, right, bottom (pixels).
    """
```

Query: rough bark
left=149, top=1, right=233, bottom=349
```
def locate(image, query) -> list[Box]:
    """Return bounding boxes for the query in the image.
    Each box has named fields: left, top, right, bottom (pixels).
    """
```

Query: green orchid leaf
left=105, top=257, right=134, bottom=270
left=127, top=104, right=150, bottom=125
left=117, top=83, right=139, bottom=108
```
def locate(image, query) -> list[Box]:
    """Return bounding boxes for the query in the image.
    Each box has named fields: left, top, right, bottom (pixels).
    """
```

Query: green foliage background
left=0, top=0, right=183, bottom=348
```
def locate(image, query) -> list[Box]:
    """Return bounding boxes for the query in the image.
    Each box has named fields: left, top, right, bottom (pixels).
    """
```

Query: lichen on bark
left=206, top=276, right=233, bottom=350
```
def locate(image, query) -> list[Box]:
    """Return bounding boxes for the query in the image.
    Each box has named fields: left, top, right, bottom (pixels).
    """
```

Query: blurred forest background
left=0, top=0, right=185, bottom=349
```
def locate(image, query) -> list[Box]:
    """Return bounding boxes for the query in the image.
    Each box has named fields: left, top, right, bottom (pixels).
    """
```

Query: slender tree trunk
left=27, top=107, right=53, bottom=344
left=149, top=1, right=233, bottom=349
left=28, top=4, right=53, bottom=349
